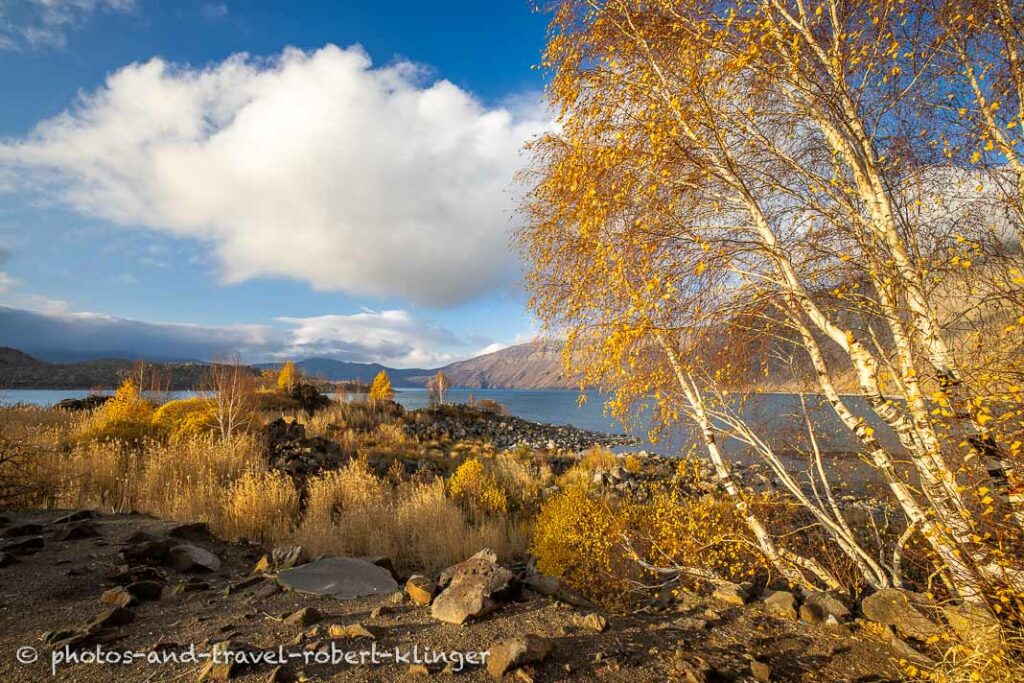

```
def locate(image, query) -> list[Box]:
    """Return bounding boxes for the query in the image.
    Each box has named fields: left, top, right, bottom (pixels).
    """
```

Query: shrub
left=77, top=378, right=159, bottom=444
left=532, top=484, right=625, bottom=598
left=532, top=484, right=762, bottom=606
left=152, top=397, right=218, bottom=441
left=448, top=457, right=509, bottom=514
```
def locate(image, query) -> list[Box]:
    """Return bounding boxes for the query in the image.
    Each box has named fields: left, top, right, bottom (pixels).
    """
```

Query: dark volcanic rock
left=265, top=418, right=351, bottom=478
left=54, top=395, right=111, bottom=411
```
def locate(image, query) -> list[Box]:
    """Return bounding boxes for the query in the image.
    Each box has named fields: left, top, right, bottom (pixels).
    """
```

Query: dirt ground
left=0, top=509, right=903, bottom=682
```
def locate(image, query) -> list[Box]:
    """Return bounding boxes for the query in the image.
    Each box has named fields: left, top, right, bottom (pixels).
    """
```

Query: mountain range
left=0, top=341, right=572, bottom=390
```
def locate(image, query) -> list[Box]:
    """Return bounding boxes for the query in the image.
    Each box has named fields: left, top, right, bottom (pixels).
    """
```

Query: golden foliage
left=448, top=457, right=509, bottom=514
left=152, top=397, right=218, bottom=441
left=77, top=378, right=159, bottom=444
left=276, top=360, right=298, bottom=392
left=368, top=370, right=394, bottom=403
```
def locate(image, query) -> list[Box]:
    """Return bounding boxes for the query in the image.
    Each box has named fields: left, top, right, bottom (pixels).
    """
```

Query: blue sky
left=0, top=0, right=550, bottom=367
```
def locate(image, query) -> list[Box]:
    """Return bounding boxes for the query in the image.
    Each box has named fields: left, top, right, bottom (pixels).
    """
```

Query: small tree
left=206, top=357, right=258, bottom=440
left=276, top=361, right=298, bottom=393
left=428, top=370, right=450, bottom=405
left=368, top=370, right=394, bottom=403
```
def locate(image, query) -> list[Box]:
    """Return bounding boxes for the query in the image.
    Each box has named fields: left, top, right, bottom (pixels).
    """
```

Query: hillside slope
left=422, top=340, right=571, bottom=389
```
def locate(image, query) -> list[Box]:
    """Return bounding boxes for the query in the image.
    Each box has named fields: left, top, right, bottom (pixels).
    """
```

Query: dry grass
left=295, top=459, right=527, bottom=575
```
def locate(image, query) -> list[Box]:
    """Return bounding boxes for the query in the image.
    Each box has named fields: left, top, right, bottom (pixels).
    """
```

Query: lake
left=1, top=387, right=901, bottom=459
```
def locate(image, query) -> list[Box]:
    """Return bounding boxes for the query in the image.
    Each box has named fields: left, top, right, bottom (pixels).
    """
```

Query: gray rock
left=572, top=613, right=607, bottom=633
left=168, top=544, right=221, bottom=572
left=805, top=591, right=851, bottom=621
left=762, top=590, right=797, bottom=621
left=277, top=557, right=399, bottom=600
left=1, top=535, right=44, bottom=555
left=53, top=521, right=100, bottom=541
left=168, top=522, right=212, bottom=542
left=0, top=551, right=16, bottom=567
left=1, top=523, right=42, bottom=537
left=52, top=510, right=94, bottom=525
left=486, top=634, right=553, bottom=679
left=861, top=589, right=941, bottom=641
left=86, top=606, right=134, bottom=630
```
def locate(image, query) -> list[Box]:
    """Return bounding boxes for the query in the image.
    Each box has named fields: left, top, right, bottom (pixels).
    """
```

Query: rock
left=486, top=635, right=553, bottom=679
left=266, top=666, right=297, bottom=683
left=226, top=576, right=263, bottom=595
left=0, top=552, right=16, bottom=568
left=327, top=623, right=379, bottom=639
left=387, top=590, right=408, bottom=605
left=168, top=544, right=221, bottom=572
left=1, top=535, right=44, bottom=554
left=762, top=590, right=798, bottom=621
left=52, top=510, right=95, bottom=525
left=87, top=606, right=134, bottom=630
left=277, top=557, right=399, bottom=600
left=2, top=523, right=42, bottom=538
left=122, top=539, right=174, bottom=566
left=53, top=521, right=100, bottom=541
left=800, top=603, right=826, bottom=624
left=861, top=589, right=941, bottom=642
left=805, top=591, right=851, bottom=621
left=370, top=605, right=394, bottom=619
left=405, top=574, right=437, bottom=606
left=249, top=582, right=282, bottom=601
left=168, top=522, right=213, bottom=542
left=126, top=580, right=164, bottom=601
left=54, top=395, right=111, bottom=412
left=572, top=613, right=607, bottom=633
left=198, top=660, right=241, bottom=681
left=431, top=550, right=515, bottom=625
left=522, top=574, right=595, bottom=609
left=670, top=651, right=709, bottom=683
left=271, top=545, right=309, bottom=570
left=100, top=587, right=137, bottom=608
left=712, top=582, right=748, bottom=606
left=284, top=607, right=321, bottom=627
left=751, top=660, right=772, bottom=682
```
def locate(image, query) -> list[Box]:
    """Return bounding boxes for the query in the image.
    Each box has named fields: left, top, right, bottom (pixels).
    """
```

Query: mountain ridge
left=0, top=341, right=573, bottom=390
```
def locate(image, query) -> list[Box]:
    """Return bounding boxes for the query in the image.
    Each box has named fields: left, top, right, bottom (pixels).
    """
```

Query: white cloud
left=0, top=0, right=135, bottom=50
left=0, top=271, right=20, bottom=293
left=0, top=45, right=550, bottom=305
left=278, top=309, right=473, bottom=367
left=0, top=305, right=495, bottom=367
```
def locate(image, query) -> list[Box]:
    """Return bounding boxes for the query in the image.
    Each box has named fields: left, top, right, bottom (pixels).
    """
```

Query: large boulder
left=277, top=557, right=399, bottom=600
left=861, top=589, right=942, bottom=641
left=431, top=549, right=514, bottom=625
left=55, top=395, right=110, bottom=412
left=762, top=590, right=798, bottom=621
left=168, top=544, right=221, bottom=572
left=805, top=591, right=851, bottom=621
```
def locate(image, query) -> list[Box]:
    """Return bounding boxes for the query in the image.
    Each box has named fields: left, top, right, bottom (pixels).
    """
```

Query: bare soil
left=0, top=509, right=902, bottom=682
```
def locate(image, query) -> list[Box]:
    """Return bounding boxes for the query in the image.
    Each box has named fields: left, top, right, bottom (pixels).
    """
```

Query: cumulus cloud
left=278, top=309, right=469, bottom=367
left=0, top=45, right=550, bottom=305
left=0, top=305, right=491, bottom=367
left=0, top=0, right=135, bottom=50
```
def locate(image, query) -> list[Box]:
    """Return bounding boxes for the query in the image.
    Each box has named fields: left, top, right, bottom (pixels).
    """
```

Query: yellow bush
left=448, top=457, right=509, bottom=514
left=77, top=378, right=159, bottom=444
left=531, top=484, right=761, bottom=606
left=152, top=397, right=218, bottom=440
left=277, top=361, right=298, bottom=392
left=531, top=484, right=624, bottom=597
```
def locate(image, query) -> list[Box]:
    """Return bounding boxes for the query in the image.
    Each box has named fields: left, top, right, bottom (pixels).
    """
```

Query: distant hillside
left=259, top=342, right=574, bottom=389
left=0, top=340, right=576, bottom=391
left=0, top=348, right=213, bottom=390
left=417, top=341, right=571, bottom=389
